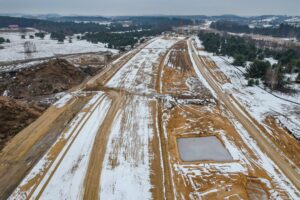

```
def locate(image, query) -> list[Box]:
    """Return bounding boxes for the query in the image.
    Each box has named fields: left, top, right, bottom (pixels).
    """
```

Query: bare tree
left=24, top=41, right=37, bottom=54
left=265, top=67, right=278, bottom=90
left=265, top=66, right=284, bottom=90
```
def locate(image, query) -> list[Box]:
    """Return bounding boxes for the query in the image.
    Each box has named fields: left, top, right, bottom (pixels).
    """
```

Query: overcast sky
left=0, top=0, right=299, bottom=16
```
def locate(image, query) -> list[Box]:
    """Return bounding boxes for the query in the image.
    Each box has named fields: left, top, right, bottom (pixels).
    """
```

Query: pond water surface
left=177, top=136, right=233, bottom=162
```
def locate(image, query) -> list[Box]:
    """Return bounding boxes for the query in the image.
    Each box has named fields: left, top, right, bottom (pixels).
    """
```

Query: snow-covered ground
left=100, top=37, right=181, bottom=199
left=9, top=92, right=112, bottom=199
left=100, top=37, right=177, bottom=199
left=285, top=17, right=300, bottom=23
left=264, top=57, right=278, bottom=65
left=221, top=56, right=299, bottom=138
left=0, top=60, right=46, bottom=73
left=100, top=96, right=154, bottom=200
left=198, top=50, right=300, bottom=139
left=0, top=31, right=118, bottom=62
left=106, top=37, right=178, bottom=93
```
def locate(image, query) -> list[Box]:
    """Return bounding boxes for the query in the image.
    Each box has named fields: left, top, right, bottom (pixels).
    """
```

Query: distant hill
left=0, top=16, right=109, bottom=34
left=51, top=16, right=109, bottom=22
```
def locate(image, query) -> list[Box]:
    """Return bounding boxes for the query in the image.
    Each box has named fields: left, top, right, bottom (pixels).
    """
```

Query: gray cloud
left=0, top=0, right=299, bottom=16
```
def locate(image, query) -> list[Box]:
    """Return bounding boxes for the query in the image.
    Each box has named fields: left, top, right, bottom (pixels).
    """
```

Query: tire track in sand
left=154, top=41, right=184, bottom=200
left=25, top=93, right=107, bottom=200
left=83, top=91, right=124, bottom=200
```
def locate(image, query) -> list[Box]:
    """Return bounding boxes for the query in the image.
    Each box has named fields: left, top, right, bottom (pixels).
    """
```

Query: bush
left=279, top=49, right=298, bottom=65
left=6, top=39, right=10, bottom=43
left=286, top=59, right=300, bottom=73
left=35, top=32, right=45, bottom=39
left=255, top=79, right=259, bottom=85
left=248, top=79, right=254, bottom=86
left=246, top=60, right=271, bottom=79
left=233, top=54, right=246, bottom=66
left=21, top=35, right=26, bottom=39
left=0, top=37, right=5, bottom=44
left=50, top=32, right=66, bottom=43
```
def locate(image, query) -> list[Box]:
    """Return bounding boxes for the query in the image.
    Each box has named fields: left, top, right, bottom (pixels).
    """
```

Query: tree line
left=198, top=32, right=300, bottom=90
left=0, top=16, right=193, bottom=50
left=83, top=30, right=162, bottom=50
left=211, top=21, right=300, bottom=40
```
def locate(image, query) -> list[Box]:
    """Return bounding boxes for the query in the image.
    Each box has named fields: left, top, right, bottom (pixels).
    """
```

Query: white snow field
left=99, top=96, right=154, bottom=200
left=0, top=31, right=118, bottom=62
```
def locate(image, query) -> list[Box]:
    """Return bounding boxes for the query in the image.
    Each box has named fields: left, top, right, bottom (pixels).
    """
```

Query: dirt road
left=83, top=90, right=124, bottom=200
left=0, top=93, right=92, bottom=199
left=188, top=39, right=300, bottom=191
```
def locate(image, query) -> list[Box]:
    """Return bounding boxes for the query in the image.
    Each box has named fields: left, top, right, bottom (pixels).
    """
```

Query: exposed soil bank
left=0, top=96, right=44, bottom=149
left=0, top=58, right=105, bottom=150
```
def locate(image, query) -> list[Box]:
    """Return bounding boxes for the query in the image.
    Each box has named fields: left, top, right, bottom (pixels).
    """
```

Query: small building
left=8, top=25, right=19, bottom=29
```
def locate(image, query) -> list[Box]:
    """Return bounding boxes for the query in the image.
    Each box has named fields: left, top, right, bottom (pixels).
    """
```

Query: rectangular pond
left=177, top=136, right=233, bottom=162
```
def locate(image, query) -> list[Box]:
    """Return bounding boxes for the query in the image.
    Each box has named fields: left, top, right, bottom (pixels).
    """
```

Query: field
left=0, top=30, right=117, bottom=63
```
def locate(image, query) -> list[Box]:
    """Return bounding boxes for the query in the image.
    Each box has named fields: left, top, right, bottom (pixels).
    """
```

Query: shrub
left=246, top=60, right=271, bottom=79
left=233, top=54, right=246, bottom=66
left=248, top=79, right=254, bottom=86
left=50, top=32, right=66, bottom=43
left=0, top=37, right=5, bottom=44
left=35, top=32, right=45, bottom=39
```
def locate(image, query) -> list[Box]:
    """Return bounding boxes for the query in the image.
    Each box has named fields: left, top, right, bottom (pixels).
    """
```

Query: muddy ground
left=0, top=53, right=111, bottom=150
left=0, top=96, right=43, bottom=149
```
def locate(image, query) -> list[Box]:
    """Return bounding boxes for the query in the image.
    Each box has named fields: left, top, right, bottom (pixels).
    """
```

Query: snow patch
left=53, top=93, right=73, bottom=108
